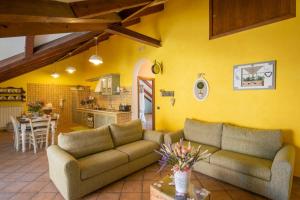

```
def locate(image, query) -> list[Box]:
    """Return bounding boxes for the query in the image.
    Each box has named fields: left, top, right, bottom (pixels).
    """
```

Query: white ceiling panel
left=34, top=33, right=72, bottom=47
left=0, top=37, right=25, bottom=61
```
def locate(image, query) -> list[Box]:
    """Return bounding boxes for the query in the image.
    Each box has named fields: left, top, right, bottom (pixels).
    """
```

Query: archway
left=131, top=59, right=155, bottom=129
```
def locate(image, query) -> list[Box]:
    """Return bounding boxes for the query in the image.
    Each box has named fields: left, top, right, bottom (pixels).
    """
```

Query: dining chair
left=28, top=117, right=51, bottom=154
left=10, top=116, right=30, bottom=151
left=52, top=113, right=60, bottom=145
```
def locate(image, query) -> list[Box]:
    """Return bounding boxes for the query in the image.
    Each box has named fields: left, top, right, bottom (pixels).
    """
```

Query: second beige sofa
left=47, top=119, right=163, bottom=200
left=165, top=118, right=295, bottom=200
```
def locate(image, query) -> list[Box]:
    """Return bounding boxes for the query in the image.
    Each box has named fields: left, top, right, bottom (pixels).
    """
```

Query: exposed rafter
left=0, top=0, right=74, bottom=18
left=70, top=0, right=167, bottom=18
left=106, top=25, right=161, bottom=47
left=0, top=19, right=109, bottom=38
left=25, top=36, right=34, bottom=58
left=0, top=0, right=167, bottom=82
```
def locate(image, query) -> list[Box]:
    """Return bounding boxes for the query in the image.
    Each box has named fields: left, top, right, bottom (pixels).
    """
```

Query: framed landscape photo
left=233, top=61, right=276, bottom=90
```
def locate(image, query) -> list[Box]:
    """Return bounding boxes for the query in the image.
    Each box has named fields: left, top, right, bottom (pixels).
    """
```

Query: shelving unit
left=0, top=87, right=26, bottom=102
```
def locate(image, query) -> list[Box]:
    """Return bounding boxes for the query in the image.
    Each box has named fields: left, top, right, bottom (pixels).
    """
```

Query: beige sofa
left=165, top=118, right=295, bottom=200
left=47, top=119, right=163, bottom=200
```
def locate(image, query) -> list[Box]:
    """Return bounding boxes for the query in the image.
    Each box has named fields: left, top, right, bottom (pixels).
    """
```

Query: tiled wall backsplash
left=27, top=83, right=73, bottom=125
left=92, top=87, right=132, bottom=110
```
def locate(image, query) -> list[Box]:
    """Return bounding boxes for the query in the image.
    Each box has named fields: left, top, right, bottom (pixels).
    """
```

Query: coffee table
left=150, top=175, right=210, bottom=200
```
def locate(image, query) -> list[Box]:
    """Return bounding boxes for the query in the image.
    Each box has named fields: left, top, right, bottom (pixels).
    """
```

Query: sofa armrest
left=164, top=130, right=184, bottom=144
left=47, top=145, right=80, bottom=200
left=143, top=130, right=164, bottom=144
left=270, top=144, right=295, bottom=200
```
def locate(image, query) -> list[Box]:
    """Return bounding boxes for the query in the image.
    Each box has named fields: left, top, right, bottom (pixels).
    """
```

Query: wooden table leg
left=21, top=124, right=26, bottom=153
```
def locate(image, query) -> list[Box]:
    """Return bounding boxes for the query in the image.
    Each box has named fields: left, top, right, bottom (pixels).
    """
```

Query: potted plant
left=155, top=139, right=211, bottom=194
left=28, top=101, right=44, bottom=117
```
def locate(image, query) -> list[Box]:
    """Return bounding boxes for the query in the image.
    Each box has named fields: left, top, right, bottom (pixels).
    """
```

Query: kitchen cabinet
left=94, top=114, right=116, bottom=128
left=98, top=74, right=120, bottom=95
left=76, top=108, right=131, bottom=128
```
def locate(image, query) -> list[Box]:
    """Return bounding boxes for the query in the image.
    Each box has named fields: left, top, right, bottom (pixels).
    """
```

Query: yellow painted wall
left=1, top=0, right=300, bottom=176
left=82, top=0, right=300, bottom=176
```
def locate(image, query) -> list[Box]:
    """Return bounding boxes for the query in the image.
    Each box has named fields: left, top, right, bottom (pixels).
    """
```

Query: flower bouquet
left=155, top=138, right=211, bottom=194
left=27, top=101, right=44, bottom=116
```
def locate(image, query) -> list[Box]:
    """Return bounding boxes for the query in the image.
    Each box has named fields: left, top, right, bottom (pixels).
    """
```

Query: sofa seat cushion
left=210, top=150, right=272, bottom=181
left=110, top=119, right=143, bottom=146
left=184, top=119, right=223, bottom=148
left=78, top=149, right=128, bottom=180
left=182, top=140, right=219, bottom=162
left=116, top=140, right=159, bottom=161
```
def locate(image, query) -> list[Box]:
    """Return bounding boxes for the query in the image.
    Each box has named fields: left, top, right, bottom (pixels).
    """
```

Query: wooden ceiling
left=0, top=0, right=166, bottom=82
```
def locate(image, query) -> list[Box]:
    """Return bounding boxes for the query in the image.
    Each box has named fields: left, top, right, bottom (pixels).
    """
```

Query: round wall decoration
left=193, top=74, right=209, bottom=101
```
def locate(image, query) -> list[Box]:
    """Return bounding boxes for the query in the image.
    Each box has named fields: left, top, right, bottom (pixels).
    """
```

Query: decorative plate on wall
left=193, top=75, right=209, bottom=101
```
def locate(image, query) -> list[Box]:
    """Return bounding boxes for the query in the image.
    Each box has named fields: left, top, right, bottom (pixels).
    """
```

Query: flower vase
left=32, top=112, right=40, bottom=117
left=174, top=170, right=191, bottom=194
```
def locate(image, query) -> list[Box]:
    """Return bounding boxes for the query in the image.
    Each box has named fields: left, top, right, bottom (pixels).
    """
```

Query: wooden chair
left=29, top=117, right=51, bottom=154
left=10, top=116, right=30, bottom=151
left=51, top=113, right=60, bottom=145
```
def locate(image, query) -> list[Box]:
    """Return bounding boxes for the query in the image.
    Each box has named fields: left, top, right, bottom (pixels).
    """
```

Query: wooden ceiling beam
left=25, top=36, right=34, bottom=58
left=0, top=52, right=68, bottom=82
left=122, top=0, right=159, bottom=22
left=119, top=4, right=164, bottom=20
left=105, top=25, right=161, bottom=47
left=0, top=32, right=99, bottom=73
left=55, top=18, right=142, bottom=62
left=0, top=21, right=108, bottom=38
left=0, top=0, right=74, bottom=18
left=0, top=14, right=121, bottom=24
left=70, top=0, right=166, bottom=18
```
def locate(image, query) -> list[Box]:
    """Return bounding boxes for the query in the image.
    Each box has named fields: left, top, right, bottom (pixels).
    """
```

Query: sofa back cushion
left=184, top=119, right=223, bottom=148
left=222, top=124, right=282, bottom=160
left=58, top=126, right=114, bottom=159
left=109, top=119, right=143, bottom=146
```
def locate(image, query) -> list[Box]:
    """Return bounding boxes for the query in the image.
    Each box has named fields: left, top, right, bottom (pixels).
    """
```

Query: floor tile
left=210, top=191, right=233, bottom=200
left=142, top=193, right=150, bottom=200
left=31, top=192, right=57, bottom=200
left=200, top=179, right=224, bottom=191
left=120, top=192, right=142, bottom=200
left=40, top=182, right=58, bottom=193
left=20, top=172, right=43, bottom=182
left=0, top=192, right=15, bottom=199
left=10, top=192, right=36, bottom=200
left=122, top=181, right=142, bottom=193
left=21, top=181, right=48, bottom=192
left=98, top=192, right=120, bottom=200
left=83, top=192, right=99, bottom=200
left=53, top=193, right=64, bottom=200
left=1, top=182, right=28, bottom=192
left=227, top=190, right=258, bottom=200
left=101, top=181, right=124, bottom=193
left=125, top=171, right=144, bottom=181
left=143, top=181, right=155, bottom=193
left=143, top=171, right=162, bottom=181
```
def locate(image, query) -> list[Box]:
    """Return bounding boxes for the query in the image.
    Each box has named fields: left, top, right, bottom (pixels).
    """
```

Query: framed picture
left=233, top=60, right=276, bottom=90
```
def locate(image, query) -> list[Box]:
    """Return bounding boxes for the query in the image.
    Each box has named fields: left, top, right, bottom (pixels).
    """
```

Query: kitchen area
left=72, top=73, right=132, bottom=129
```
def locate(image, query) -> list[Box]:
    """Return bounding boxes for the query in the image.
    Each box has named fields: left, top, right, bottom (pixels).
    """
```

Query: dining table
left=17, top=115, right=58, bottom=153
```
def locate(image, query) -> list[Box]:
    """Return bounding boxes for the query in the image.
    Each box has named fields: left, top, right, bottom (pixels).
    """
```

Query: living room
left=0, top=0, right=299, bottom=199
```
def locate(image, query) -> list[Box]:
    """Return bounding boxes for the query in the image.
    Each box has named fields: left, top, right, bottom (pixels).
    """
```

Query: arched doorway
left=131, top=59, right=155, bottom=130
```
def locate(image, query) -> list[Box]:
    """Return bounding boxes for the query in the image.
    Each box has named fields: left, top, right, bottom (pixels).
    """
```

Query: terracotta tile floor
left=0, top=131, right=300, bottom=200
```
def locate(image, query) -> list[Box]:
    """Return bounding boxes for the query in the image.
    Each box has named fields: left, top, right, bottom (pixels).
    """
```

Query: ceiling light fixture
left=89, top=37, right=103, bottom=65
left=51, top=72, right=60, bottom=79
left=65, top=66, right=76, bottom=74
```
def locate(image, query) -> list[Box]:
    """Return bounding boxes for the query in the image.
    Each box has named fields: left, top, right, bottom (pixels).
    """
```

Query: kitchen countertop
left=77, top=108, right=131, bottom=115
